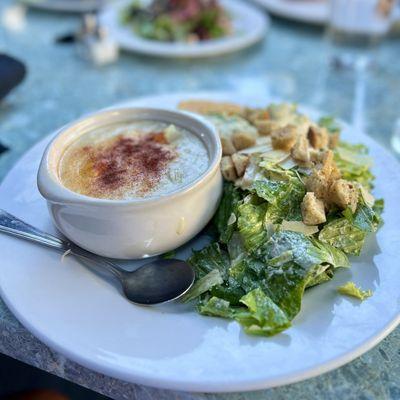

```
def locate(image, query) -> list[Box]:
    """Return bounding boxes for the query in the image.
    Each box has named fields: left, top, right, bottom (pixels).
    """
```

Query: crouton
left=291, top=134, right=310, bottom=163
left=253, top=120, right=280, bottom=136
left=271, top=125, right=297, bottom=151
left=318, top=150, right=334, bottom=176
left=232, top=131, right=256, bottom=150
left=220, top=136, right=237, bottom=155
left=178, top=100, right=243, bottom=115
left=306, top=169, right=330, bottom=199
left=231, top=153, right=249, bottom=177
left=221, top=156, right=237, bottom=182
left=328, top=132, right=340, bottom=149
left=301, top=192, right=326, bottom=225
left=207, top=115, right=257, bottom=154
left=312, top=150, right=341, bottom=184
left=244, top=108, right=270, bottom=124
left=308, top=125, right=329, bottom=149
left=268, top=103, right=297, bottom=119
left=329, top=179, right=359, bottom=212
left=309, top=148, right=323, bottom=163
left=293, top=115, right=312, bottom=137
left=330, top=162, right=342, bottom=181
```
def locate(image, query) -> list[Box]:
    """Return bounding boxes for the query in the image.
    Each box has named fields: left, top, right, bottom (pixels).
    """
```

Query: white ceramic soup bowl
left=37, top=107, right=222, bottom=259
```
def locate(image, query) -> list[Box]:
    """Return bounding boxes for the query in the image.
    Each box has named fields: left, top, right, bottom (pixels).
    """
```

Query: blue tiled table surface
left=1, top=1, right=400, bottom=399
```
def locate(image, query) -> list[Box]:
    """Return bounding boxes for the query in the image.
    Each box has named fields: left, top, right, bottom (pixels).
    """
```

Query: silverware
left=0, top=209, right=195, bottom=305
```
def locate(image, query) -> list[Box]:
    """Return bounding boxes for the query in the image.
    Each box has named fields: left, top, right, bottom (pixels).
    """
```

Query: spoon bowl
left=0, top=209, right=195, bottom=305
left=121, top=259, right=195, bottom=305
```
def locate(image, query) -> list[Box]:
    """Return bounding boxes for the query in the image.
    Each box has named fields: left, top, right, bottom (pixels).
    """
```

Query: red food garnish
left=86, top=132, right=176, bottom=197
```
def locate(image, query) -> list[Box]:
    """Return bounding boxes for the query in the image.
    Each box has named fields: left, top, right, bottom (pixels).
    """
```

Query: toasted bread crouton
left=232, top=131, right=256, bottom=150
left=253, top=119, right=281, bottom=136
left=291, top=134, right=310, bottom=163
left=329, top=179, right=359, bottom=212
left=301, top=192, right=326, bottom=225
left=330, top=162, right=342, bottom=182
left=328, top=132, right=340, bottom=149
left=207, top=115, right=257, bottom=154
left=231, top=153, right=249, bottom=177
left=220, top=136, right=236, bottom=155
left=244, top=108, right=270, bottom=124
left=318, top=150, right=334, bottom=176
left=271, top=125, right=297, bottom=151
left=306, top=169, right=330, bottom=199
left=178, top=100, right=243, bottom=115
left=312, top=149, right=341, bottom=184
left=221, top=156, right=237, bottom=182
left=309, top=148, right=323, bottom=163
left=308, top=125, right=329, bottom=149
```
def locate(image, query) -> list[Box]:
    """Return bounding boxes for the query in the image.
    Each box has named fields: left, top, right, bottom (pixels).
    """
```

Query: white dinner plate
left=252, top=0, right=400, bottom=26
left=20, top=0, right=105, bottom=13
left=252, top=0, right=328, bottom=25
left=0, top=92, right=400, bottom=392
left=98, top=0, right=268, bottom=58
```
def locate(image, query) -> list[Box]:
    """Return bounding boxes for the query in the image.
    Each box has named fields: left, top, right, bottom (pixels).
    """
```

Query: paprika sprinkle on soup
left=58, top=121, right=209, bottom=200
left=91, top=132, right=177, bottom=196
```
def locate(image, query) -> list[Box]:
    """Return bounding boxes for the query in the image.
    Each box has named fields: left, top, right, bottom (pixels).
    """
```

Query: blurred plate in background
left=252, top=0, right=328, bottom=25
left=252, top=0, right=400, bottom=27
left=99, top=0, right=269, bottom=58
left=19, top=0, right=106, bottom=13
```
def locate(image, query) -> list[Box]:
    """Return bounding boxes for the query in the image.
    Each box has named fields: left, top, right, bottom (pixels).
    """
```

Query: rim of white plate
left=0, top=91, right=399, bottom=393
left=20, top=0, right=103, bottom=13
left=252, top=0, right=328, bottom=25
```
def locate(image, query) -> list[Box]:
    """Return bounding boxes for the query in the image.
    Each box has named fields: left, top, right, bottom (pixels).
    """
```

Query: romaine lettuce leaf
left=309, top=238, right=350, bottom=269
left=318, top=116, right=341, bottom=134
left=352, top=201, right=382, bottom=233
left=373, top=198, right=384, bottom=216
left=188, top=243, right=230, bottom=279
left=252, top=169, right=305, bottom=223
left=261, top=260, right=308, bottom=319
left=227, top=231, right=245, bottom=261
left=259, top=231, right=349, bottom=318
left=306, top=265, right=334, bottom=288
left=237, top=198, right=269, bottom=252
left=214, top=183, right=243, bottom=244
left=228, top=256, right=264, bottom=293
left=334, top=142, right=375, bottom=189
left=181, top=269, right=223, bottom=302
left=235, top=288, right=291, bottom=336
left=199, top=289, right=291, bottom=337
left=337, top=281, right=373, bottom=300
left=319, top=218, right=366, bottom=256
left=199, top=296, right=235, bottom=318
left=209, top=281, right=245, bottom=305
left=262, top=231, right=347, bottom=269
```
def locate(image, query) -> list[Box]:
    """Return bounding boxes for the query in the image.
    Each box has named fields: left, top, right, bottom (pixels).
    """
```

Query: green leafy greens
left=337, top=281, right=373, bottom=301
left=183, top=108, right=382, bottom=337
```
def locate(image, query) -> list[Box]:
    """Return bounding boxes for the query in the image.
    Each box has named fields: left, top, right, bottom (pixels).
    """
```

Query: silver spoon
left=0, top=209, right=195, bottom=305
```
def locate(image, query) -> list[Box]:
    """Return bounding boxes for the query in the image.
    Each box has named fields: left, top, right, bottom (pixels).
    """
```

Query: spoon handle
left=0, top=209, right=125, bottom=280
left=0, top=209, right=68, bottom=250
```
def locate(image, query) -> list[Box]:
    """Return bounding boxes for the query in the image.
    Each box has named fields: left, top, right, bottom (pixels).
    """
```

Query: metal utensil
left=0, top=209, right=195, bottom=305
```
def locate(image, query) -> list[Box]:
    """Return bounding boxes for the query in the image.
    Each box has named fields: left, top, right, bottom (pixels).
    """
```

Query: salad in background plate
left=121, top=0, right=232, bottom=42
left=179, top=100, right=384, bottom=337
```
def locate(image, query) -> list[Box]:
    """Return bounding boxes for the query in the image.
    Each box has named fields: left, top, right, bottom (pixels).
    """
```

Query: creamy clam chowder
left=58, top=121, right=209, bottom=200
